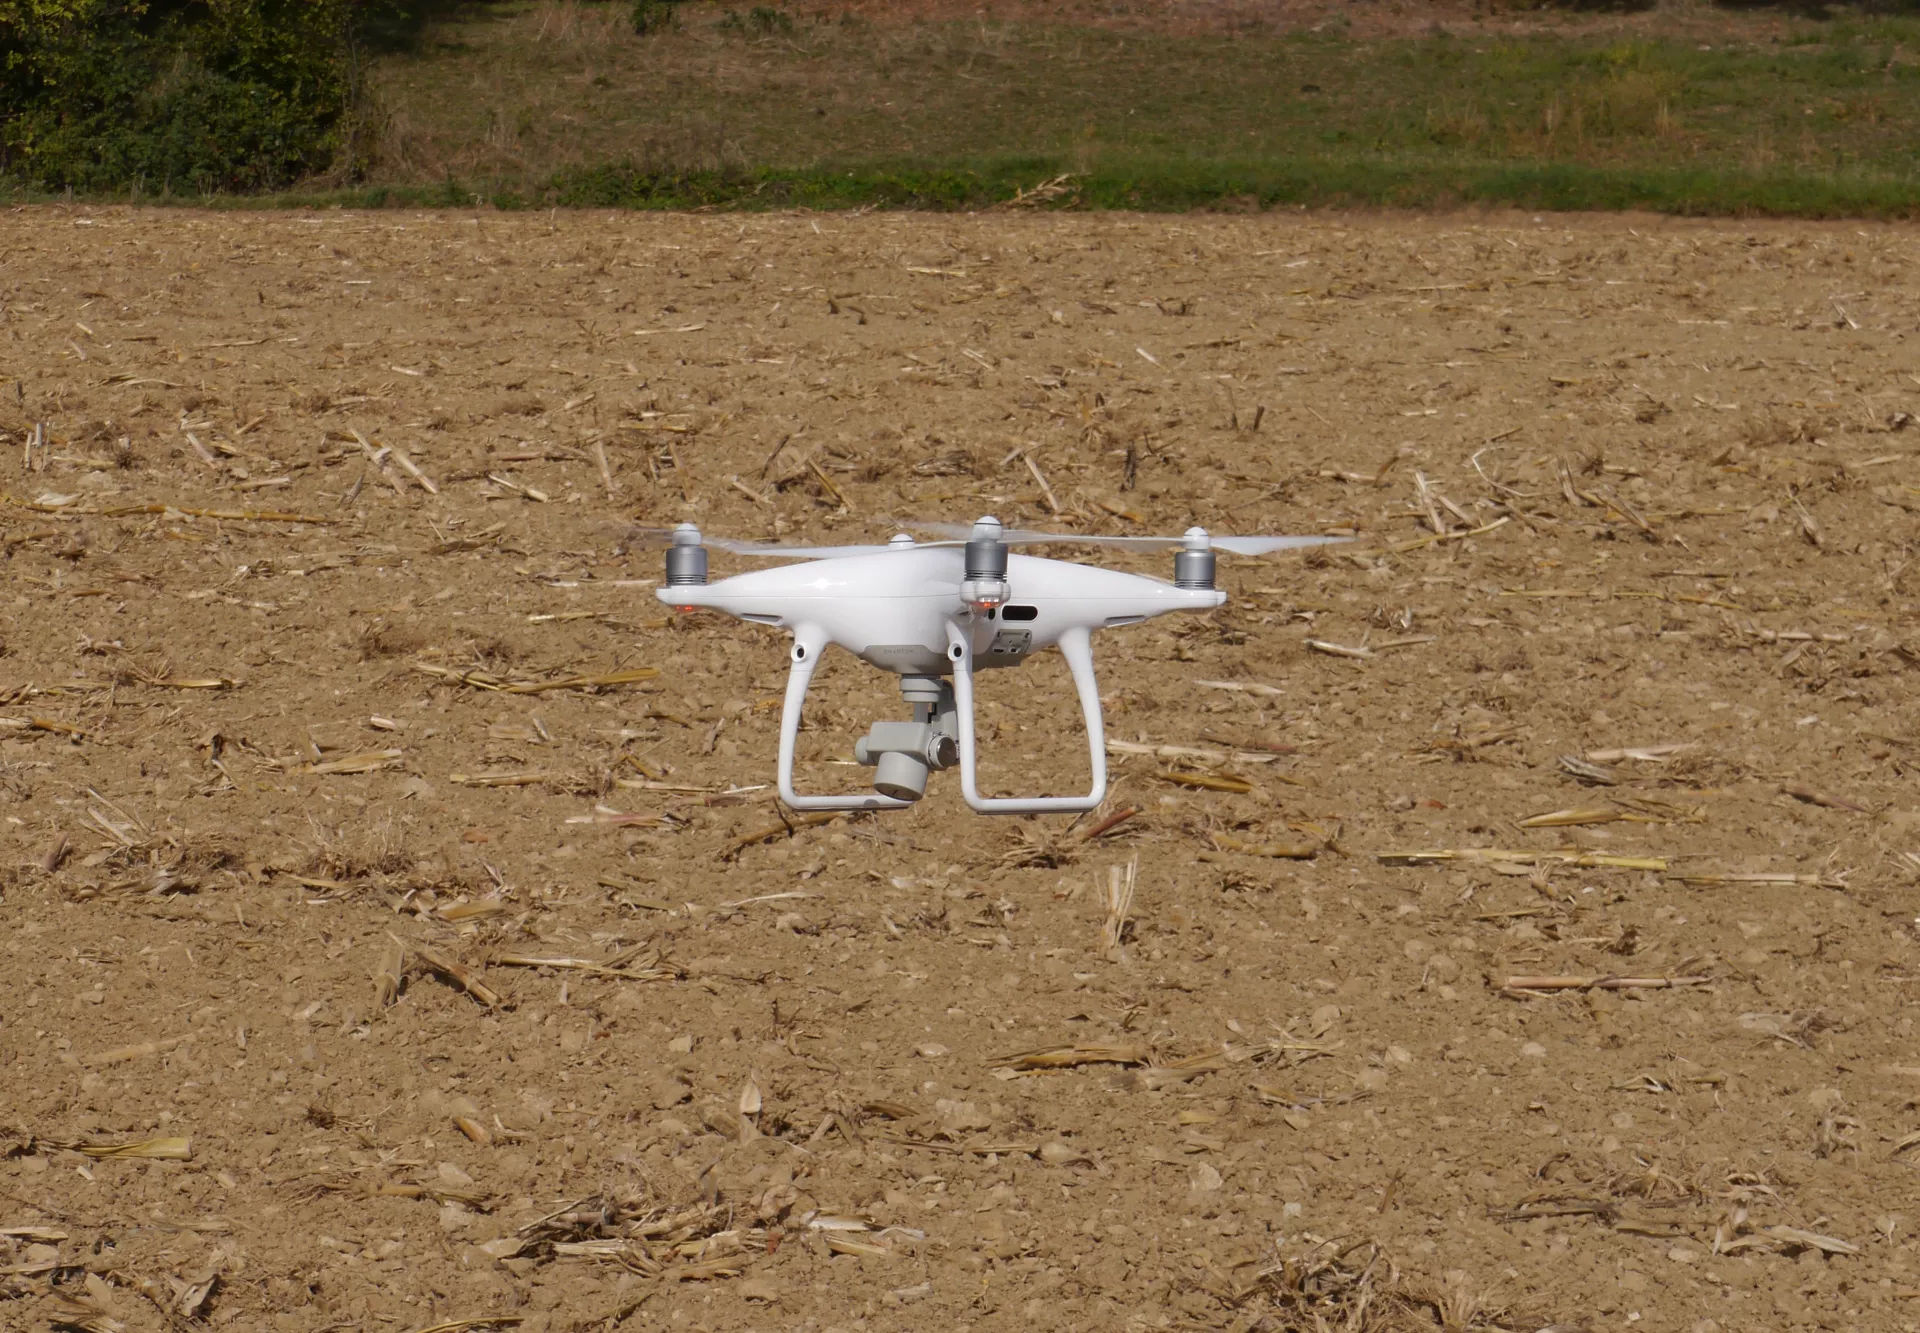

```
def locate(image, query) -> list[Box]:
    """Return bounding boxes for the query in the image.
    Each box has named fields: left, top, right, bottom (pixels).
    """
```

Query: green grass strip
left=11, top=157, right=1920, bottom=218
left=546, top=157, right=1920, bottom=218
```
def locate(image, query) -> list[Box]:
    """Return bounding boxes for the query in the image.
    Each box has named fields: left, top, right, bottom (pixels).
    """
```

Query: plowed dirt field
left=3, top=205, right=1919, bottom=1333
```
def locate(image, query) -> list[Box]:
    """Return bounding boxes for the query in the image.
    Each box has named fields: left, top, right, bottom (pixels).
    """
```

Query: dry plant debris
left=410, top=943, right=503, bottom=1007
left=1379, top=848, right=1668, bottom=871
left=990, top=1043, right=1152, bottom=1072
left=1099, top=855, right=1137, bottom=956
left=1, top=206, right=1915, bottom=1332
left=2, top=1131, right=191, bottom=1160
left=410, top=662, right=660, bottom=695
left=1500, top=974, right=1712, bottom=996
left=1231, top=1239, right=1523, bottom=1332
left=1213, top=832, right=1319, bottom=860
left=492, top=943, right=680, bottom=982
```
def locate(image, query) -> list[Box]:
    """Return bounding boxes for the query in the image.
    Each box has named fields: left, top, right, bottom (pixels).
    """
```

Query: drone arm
left=947, top=621, right=1107, bottom=815
left=778, top=625, right=912, bottom=812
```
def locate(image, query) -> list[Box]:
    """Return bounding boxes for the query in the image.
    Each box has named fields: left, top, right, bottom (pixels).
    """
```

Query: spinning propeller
left=633, top=519, right=1348, bottom=584
left=905, top=521, right=1346, bottom=557
left=626, top=524, right=907, bottom=561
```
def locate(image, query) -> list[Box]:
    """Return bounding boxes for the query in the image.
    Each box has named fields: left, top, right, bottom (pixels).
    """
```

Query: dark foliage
left=1, top=0, right=363, bottom=192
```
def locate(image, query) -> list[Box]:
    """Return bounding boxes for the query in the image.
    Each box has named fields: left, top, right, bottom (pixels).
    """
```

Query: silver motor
left=664, top=523, right=708, bottom=586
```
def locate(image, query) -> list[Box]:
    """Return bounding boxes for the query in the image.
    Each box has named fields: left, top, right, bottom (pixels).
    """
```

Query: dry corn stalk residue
left=1, top=206, right=1918, bottom=1331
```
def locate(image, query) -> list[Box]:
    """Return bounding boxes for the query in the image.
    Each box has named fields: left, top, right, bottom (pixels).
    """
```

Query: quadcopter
left=650, top=517, right=1345, bottom=815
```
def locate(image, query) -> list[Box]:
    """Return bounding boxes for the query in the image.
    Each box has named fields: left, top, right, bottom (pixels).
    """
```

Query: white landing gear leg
left=776, top=625, right=913, bottom=812
left=946, top=621, right=1107, bottom=815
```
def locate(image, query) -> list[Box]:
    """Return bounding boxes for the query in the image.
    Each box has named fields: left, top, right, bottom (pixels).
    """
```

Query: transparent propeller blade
left=705, top=537, right=898, bottom=558
left=1212, top=535, right=1350, bottom=554
left=903, top=523, right=1347, bottom=555
left=626, top=526, right=960, bottom=559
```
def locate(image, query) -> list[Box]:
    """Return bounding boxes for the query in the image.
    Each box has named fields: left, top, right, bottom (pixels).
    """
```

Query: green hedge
left=1, top=0, right=360, bottom=192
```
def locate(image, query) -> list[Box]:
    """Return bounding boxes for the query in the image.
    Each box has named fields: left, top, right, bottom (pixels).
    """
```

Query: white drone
left=650, top=517, right=1345, bottom=815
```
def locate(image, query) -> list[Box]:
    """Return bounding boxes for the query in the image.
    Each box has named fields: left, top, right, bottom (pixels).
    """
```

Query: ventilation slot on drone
left=1000, top=605, right=1038, bottom=621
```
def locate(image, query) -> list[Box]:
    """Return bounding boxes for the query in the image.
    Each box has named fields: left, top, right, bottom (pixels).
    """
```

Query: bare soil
left=2, top=204, right=1919, bottom=1333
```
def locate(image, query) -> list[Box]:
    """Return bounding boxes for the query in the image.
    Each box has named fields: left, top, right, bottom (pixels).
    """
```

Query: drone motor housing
left=664, top=523, right=708, bottom=589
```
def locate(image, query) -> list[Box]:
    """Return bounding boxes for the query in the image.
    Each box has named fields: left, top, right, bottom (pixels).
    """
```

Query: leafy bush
left=631, top=0, right=672, bottom=34
left=1, top=0, right=363, bottom=192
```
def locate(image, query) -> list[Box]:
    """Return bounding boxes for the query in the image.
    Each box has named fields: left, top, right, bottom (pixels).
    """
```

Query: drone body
left=662, top=542, right=1224, bottom=676
left=654, top=517, right=1339, bottom=815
